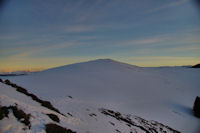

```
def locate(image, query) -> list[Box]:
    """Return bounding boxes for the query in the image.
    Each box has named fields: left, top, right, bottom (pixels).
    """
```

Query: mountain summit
left=43, top=58, right=139, bottom=73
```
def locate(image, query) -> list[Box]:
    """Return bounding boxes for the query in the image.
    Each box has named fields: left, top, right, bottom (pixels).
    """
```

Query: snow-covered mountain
left=0, top=59, right=200, bottom=133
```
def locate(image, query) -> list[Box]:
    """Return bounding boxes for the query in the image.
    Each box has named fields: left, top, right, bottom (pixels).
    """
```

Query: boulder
left=193, top=96, right=200, bottom=117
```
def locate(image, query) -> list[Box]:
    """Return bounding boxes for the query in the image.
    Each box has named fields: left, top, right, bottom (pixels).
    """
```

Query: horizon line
left=0, top=58, right=198, bottom=73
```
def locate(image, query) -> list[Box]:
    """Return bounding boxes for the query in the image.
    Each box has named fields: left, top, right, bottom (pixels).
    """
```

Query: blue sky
left=0, top=0, right=200, bottom=71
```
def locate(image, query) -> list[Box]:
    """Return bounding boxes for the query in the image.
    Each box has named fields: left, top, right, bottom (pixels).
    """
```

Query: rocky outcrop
left=193, top=96, right=200, bottom=117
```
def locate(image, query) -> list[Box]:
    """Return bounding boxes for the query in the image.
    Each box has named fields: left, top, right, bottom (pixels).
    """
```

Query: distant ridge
left=192, top=64, right=200, bottom=68
left=42, top=58, right=139, bottom=72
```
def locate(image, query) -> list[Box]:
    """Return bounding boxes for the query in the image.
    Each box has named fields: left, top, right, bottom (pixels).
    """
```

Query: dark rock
left=191, top=64, right=200, bottom=68
left=0, top=105, right=31, bottom=128
left=9, top=105, right=31, bottom=128
left=193, top=96, right=200, bottom=117
left=46, top=113, right=60, bottom=123
left=45, top=123, right=76, bottom=133
left=0, top=106, right=9, bottom=120
left=4, top=79, right=11, bottom=85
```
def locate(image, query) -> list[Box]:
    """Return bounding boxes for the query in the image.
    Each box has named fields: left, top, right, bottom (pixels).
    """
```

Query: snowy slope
left=0, top=82, right=75, bottom=133
left=0, top=59, right=200, bottom=133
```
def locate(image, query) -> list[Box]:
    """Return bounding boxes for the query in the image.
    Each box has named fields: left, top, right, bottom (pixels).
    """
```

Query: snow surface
left=0, top=59, right=200, bottom=133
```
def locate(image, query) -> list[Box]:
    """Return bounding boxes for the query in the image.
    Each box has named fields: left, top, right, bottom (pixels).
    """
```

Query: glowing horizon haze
left=0, top=0, right=200, bottom=72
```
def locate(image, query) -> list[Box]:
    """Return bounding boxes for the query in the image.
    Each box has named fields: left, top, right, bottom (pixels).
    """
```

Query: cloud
left=78, top=35, right=98, bottom=40
left=64, top=24, right=112, bottom=33
left=115, top=35, right=169, bottom=47
left=0, top=34, right=23, bottom=41
left=115, top=27, right=200, bottom=48
left=147, top=0, right=190, bottom=13
left=127, top=38, right=164, bottom=45
left=117, top=56, right=200, bottom=67
left=8, top=41, right=74, bottom=59
left=169, top=45, right=200, bottom=51
left=66, top=25, right=97, bottom=33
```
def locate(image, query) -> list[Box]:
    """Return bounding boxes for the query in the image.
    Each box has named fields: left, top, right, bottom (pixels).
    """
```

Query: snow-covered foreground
left=0, top=59, right=200, bottom=133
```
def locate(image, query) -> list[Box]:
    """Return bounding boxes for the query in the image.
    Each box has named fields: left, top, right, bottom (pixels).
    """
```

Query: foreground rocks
left=100, top=108, right=181, bottom=133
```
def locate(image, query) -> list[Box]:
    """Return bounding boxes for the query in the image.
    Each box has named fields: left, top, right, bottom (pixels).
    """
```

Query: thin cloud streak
left=118, top=56, right=200, bottom=67
left=8, top=42, right=74, bottom=59
left=114, top=27, right=200, bottom=48
left=147, top=0, right=190, bottom=13
left=114, top=35, right=170, bottom=47
left=66, top=25, right=97, bottom=33
left=169, top=45, right=200, bottom=51
left=127, top=38, right=164, bottom=45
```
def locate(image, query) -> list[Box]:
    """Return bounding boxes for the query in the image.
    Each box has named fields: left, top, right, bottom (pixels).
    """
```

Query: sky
left=0, top=0, right=200, bottom=72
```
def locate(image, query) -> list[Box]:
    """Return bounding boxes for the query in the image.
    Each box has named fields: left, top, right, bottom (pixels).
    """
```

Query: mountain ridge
left=41, top=58, right=140, bottom=73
